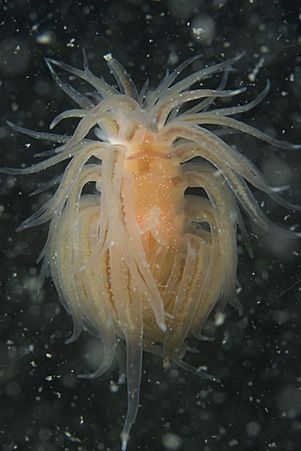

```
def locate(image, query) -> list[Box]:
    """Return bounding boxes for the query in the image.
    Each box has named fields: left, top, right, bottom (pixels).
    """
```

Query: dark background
left=0, top=0, right=301, bottom=450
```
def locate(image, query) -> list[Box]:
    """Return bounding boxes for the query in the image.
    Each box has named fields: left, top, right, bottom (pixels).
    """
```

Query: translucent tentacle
left=43, top=213, right=83, bottom=344
left=188, top=164, right=301, bottom=239
left=0, top=141, right=105, bottom=175
left=164, top=53, right=245, bottom=99
left=163, top=235, right=211, bottom=361
left=120, top=328, right=143, bottom=451
left=183, top=66, right=232, bottom=116
left=155, top=88, right=246, bottom=128
left=165, top=126, right=301, bottom=211
left=180, top=115, right=301, bottom=150
left=77, top=342, right=115, bottom=380
left=29, top=174, right=62, bottom=196
left=145, top=54, right=202, bottom=108
left=50, top=109, right=88, bottom=130
left=168, top=127, right=301, bottom=238
left=236, top=208, right=254, bottom=258
left=175, top=359, right=220, bottom=383
left=46, top=58, right=118, bottom=97
left=45, top=59, right=94, bottom=109
left=7, top=121, right=72, bottom=144
left=139, top=78, right=149, bottom=105
left=207, top=80, right=271, bottom=117
left=16, top=146, right=104, bottom=230
left=225, top=170, right=301, bottom=238
left=105, top=56, right=139, bottom=100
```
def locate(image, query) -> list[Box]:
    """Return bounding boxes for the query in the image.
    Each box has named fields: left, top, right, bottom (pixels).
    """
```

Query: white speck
left=67, top=37, right=75, bottom=48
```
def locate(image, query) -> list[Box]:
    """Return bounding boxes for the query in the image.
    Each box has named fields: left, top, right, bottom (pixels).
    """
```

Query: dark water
left=0, top=1, right=301, bottom=450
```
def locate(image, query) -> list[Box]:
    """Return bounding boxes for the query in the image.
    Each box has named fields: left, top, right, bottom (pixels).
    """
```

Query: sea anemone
left=2, top=52, right=300, bottom=450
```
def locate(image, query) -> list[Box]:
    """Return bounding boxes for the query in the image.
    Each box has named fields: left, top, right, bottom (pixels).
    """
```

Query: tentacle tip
left=292, top=144, right=301, bottom=150
left=64, top=335, right=77, bottom=345
left=15, top=223, right=28, bottom=232
left=44, top=57, right=52, bottom=67
left=35, top=285, right=44, bottom=300
left=237, top=50, right=246, bottom=59
left=121, top=432, right=129, bottom=451
left=248, top=248, right=255, bottom=259
left=103, top=53, right=113, bottom=62
left=159, top=321, right=167, bottom=333
left=44, top=58, right=58, bottom=74
left=77, top=373, right=91, bottom=380
left=44, top=57, right=57, bottom=65
left=6, top=120, right=15, bottom=129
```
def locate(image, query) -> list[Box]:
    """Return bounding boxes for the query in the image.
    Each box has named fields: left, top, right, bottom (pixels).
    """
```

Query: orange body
left=125, top=132, right=185, bottom=249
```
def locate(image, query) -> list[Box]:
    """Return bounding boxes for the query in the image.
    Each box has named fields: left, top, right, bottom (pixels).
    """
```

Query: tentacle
left=167, top=127, right=301, bottom=238
left=105, top=55, right=139, bottom=100
left=16, top=146, right=103, bottom=230
left=0, top=145, right=76, bottom=174
left=45, top=58, right=118, bottom=97
left=184, top=167, right=238, bottom=300
left=120, top=329, right=143, bottom=451
left=139, top=78, right=150, bottom=106
left=29, top=174, right=62, bottom=196
left=236, top=208, right=254, bottom=258
left=183, top=66, right=232, bottom=116
left=175, top=359, right=220, bottom=383
left=50, top=109, right=88, bottom=130
left=163, top=53, right=245, bottom=99
left=65, top=164, right=101, bottom=271
left=187, top=162, right=301, bottom=239
left=107, top=242, right=143, bottom=451
left=205, top=80, right=271, bottom=117
left=77, top=340, right=115, bottom=380
left=179, top=115, right=301, bottom=150
left=44, top=209, right=83, bottom=344
left=154, top=88, right=246, bottom=128
left=7, top=121, right=72, bottom=144
left=224, top=170, right=301, bottom=238
left=145, top=55, right=202, bottom=108
left=45, top=58, right=94, bottom=109
left=163, top=126, right=301, bottom=212
left=163, top=234, right=211, bottom=361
